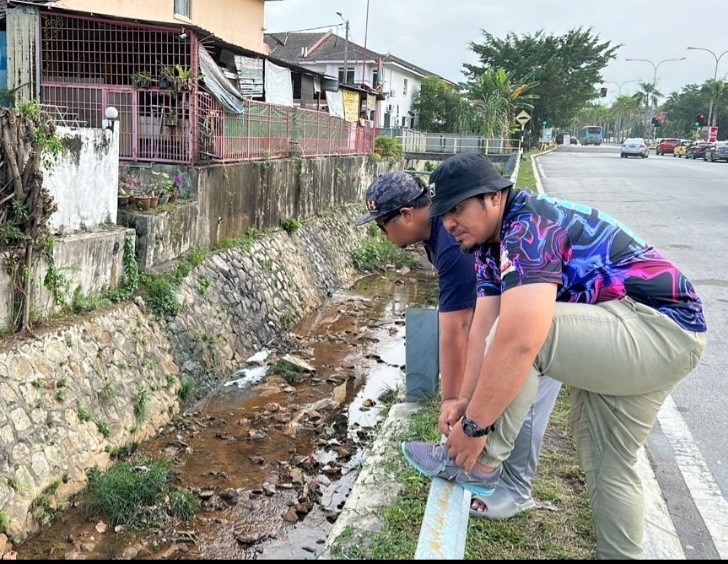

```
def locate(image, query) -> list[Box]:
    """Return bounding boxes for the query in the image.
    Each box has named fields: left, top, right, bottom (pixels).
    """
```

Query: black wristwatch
left=461, top=416, right=496, bottom=438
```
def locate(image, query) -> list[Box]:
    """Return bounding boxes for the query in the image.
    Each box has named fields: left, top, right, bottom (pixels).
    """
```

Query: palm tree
left=632, top=81, right=662, bottom=109
left=700, top=78, right=728, bottom=125
left=611, top=94, right=642, bottom=140
left=465, top=68, right=539, bottom=137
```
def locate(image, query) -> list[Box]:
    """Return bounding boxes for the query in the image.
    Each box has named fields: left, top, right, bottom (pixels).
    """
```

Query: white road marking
left=658, top=396, right=728, bottom=558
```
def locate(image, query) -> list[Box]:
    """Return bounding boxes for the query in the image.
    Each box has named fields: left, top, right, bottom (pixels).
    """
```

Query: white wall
left=46, top=127, right=119, bottom=232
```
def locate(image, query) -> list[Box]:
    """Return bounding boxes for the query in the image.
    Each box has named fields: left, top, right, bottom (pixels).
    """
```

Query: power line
left=267, top=24, right=340, bottom=34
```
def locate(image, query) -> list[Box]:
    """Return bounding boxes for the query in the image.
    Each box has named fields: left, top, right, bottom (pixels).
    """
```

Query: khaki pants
left=477, top=297, right=707, bottom=560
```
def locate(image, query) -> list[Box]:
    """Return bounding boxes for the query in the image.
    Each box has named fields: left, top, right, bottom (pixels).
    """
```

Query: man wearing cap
left=401, top=153, right=707, bottom=559
left=356, top=171, right=563, bottom=520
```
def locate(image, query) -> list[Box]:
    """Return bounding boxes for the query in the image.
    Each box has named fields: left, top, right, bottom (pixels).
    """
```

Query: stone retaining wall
left=0, top=203, right=368, bottom=546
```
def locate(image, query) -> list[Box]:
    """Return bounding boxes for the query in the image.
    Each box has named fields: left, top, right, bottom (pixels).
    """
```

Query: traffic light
left=695, top=113, right=706, bottom=127
left=599, top=87, right=608, bottom=97
left=651, top=117, right=662, bottom=128
left=541, top=118, right=550, bottom=127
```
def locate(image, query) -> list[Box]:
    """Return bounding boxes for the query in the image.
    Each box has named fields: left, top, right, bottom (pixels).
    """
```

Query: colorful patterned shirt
left=475, top=190, right=706, bottom=332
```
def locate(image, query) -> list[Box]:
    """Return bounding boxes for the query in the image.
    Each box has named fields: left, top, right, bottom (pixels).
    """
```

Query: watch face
left=462, top=418, right=478, bottom=437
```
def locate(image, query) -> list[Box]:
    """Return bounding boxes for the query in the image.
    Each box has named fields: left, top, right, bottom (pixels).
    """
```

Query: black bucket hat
left=355, top=171, right=426, bottom=226
left=428, top=153, right=513, bottom=217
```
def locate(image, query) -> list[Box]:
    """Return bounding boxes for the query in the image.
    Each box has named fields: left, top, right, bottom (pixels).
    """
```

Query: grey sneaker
left=401, top=441, right=501, bottom=497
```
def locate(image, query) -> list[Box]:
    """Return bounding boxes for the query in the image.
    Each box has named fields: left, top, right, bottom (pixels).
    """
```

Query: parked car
left=655, top=138, right=681, bottom=155
left=703, top=141, right=728, bottom=162
left=620, top=138, right=649, bottom=158
left=673, top=140, right=692, bottom=158
left=685, top=141, right=712, bottom=159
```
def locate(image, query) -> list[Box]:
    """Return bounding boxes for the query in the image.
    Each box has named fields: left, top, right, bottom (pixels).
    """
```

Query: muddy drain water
left=13, top=268, right=437, bottom=560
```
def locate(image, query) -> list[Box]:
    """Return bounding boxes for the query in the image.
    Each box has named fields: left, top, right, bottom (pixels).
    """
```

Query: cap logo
left=429, top=182, right=436, bottom=198
left=366, top=200, right=379, bottom=212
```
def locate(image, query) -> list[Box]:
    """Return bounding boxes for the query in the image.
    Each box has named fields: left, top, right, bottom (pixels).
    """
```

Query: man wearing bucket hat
left=401, top=152, right=707, bottom=558
left=356, top=170, right=563, bottom=520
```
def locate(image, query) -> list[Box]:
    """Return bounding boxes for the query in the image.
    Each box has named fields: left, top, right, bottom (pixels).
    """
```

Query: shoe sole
left=401, top=443, right=496, bottom=497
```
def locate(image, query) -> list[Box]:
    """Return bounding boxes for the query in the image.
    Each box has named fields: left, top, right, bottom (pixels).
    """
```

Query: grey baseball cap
left=355, top=171, right=426, bottom=226
left=428, top=153, right=513, bottom=217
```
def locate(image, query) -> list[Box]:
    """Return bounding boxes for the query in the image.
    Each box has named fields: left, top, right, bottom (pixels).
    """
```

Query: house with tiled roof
left=264, top=30, right=453, bottom=129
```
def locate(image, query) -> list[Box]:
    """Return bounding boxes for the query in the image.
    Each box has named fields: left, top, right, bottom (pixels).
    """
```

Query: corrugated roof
left=264, top=31, right=448, bottom=82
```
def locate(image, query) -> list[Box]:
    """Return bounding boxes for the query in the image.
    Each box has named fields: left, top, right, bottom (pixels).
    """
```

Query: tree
left=412, top=76, right=473, bottom=133
left=632, top=81, right=662, bottom=110
left=464, top=27, right=620, bottom=129
left=464, top=68, right=539, bottom=137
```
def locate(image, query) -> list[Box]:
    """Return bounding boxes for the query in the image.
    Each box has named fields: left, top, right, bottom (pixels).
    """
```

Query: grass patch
left=329, top=388, right=595, bottom=559
left=269, top=358, right=307, bottom=384
left=80, top=457, right=197, bottom=529
left=515, top=148, right=550, bottom=193
left=351, top=229, right=422, bottom=273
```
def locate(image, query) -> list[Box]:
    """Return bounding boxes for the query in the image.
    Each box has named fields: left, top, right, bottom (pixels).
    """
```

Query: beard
left=460, top=241, right=477, bottom=254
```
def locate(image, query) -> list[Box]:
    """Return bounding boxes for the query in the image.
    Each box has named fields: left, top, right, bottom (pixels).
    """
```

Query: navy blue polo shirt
left=424, top=215, right=477, bottom=312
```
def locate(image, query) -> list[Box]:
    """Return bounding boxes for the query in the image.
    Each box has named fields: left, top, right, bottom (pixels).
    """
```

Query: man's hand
left=439, top=398, right=469, bottom=436
left=444, top=421, right=488, bottom=473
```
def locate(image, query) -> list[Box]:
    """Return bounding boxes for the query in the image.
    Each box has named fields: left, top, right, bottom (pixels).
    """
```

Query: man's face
left=376, top=207, right=425, bottom=247
left=442, top=194, right=500, bottom=252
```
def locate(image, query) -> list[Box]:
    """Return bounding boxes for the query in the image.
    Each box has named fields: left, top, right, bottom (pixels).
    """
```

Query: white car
left=621, top=138, right=649, bottom=158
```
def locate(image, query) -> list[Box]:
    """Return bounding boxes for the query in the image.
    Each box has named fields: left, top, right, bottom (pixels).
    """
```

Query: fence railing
left=41, top=83, right=376, bottom=165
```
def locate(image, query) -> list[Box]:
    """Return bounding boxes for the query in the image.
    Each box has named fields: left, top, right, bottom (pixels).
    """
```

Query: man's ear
left=399, top=207, right=414, bottom=221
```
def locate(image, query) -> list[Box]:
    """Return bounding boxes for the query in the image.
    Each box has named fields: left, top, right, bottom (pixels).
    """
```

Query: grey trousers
left=499, top=375, right=562, bottom=505
left=476, top=297, right=707, bottom=560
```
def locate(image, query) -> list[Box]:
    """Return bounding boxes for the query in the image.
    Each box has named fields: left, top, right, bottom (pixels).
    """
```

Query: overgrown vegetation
left=374, top=135, right=403, bottom=164
left=80, top=457, right=198, bottom=529
left=350, top=229, right=421, bottom=273
left=0, top=102, right=66, bottom=334
left=280, top=217, right=302, bottom=233
left=269, top=358, right=307, bottom=384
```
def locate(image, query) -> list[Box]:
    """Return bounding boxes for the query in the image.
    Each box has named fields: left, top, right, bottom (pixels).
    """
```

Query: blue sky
left=265, top=0, right=728, bottom=103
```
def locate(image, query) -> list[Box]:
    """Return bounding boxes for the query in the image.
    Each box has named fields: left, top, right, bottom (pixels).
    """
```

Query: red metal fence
left=40, top=84, right=375, bottom=164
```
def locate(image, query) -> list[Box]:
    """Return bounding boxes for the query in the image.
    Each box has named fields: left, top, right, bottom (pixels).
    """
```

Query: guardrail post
left=405, top=307, right=439, bottom=402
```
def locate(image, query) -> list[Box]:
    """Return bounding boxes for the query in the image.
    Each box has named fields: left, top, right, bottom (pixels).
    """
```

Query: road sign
left=515, top=110, right=531, bottom=126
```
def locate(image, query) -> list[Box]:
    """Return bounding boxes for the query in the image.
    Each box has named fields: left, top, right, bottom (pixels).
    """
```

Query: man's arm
left=437, top=295, right=499, bottom=434
left=457, top=294, right=500, bottom=401
left=438, top=308, right=474, bottom=401
left=446, top=282, right=557, bottom=471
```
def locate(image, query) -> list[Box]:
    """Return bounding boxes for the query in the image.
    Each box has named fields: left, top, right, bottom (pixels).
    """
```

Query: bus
left=581, top=125, right=603, bottom=145
left=581, top=125, right=604, bottom=145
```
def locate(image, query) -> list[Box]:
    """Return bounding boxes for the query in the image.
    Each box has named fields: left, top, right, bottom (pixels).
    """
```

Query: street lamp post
left=687, top=46, right=728, bottom=127
left=336, top=12, right=349, bottom=84
left=625, top=56, right=687, bottom=92
left=603, top=79, right=640, bottom=96
left=626, top=57, right=686, bottom=141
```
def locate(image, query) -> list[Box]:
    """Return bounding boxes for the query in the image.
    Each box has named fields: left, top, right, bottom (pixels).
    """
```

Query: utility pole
left=336, top=12, right=349, bottom=84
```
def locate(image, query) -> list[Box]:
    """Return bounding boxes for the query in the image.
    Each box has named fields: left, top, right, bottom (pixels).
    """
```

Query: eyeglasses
left=375, top=209, right=401, bottom=232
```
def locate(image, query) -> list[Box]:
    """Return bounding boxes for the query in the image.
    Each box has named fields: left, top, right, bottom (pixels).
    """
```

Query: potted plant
left=151, top=171, right=175, bottom=205
left=158, top=66, right=175, bottom=89
left=118, top=172, right=142, bottom=208
left=173, top=64, right=202, bottom=90
left=131, top=71, right=154, bottom=88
